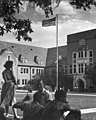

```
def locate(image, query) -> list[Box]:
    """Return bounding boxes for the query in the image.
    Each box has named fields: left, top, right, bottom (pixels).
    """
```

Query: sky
left=0, top=0, right=96, bottom=48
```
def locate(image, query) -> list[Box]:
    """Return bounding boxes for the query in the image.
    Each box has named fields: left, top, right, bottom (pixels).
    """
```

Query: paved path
left=64, top=108, right=96, bottom=116
left=81, top=108, right=96, bottom=114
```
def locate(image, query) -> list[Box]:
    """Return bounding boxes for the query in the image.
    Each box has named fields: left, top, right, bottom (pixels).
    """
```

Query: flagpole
left=56, top=14, right=59, bottom=90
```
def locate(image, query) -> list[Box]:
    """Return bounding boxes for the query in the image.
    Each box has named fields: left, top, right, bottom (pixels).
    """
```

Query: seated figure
left=41, top=89, right=81, bottom=120
left=13, top=93, right=44, bottom=120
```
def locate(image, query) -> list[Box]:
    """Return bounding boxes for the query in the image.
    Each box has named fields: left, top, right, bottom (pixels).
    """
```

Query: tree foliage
left=0, top=0, right=96, bottom=41
left=70, top=0, right=96, bottom=10
left=85, top=62, right=96, bottom=85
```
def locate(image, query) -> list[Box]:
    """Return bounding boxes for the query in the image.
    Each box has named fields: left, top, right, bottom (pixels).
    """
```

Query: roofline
left=18, top=64, right=45, bottom=68
left=67, top=28, right=96, bottom=37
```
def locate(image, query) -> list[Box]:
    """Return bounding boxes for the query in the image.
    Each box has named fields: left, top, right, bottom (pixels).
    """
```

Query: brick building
left=67, top=29, right=96, bottom=91
left=0, top=28, right=96, bottom=91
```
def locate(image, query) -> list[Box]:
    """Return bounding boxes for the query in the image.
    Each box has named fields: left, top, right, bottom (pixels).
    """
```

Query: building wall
left=67, top=29, right=96, bottom=90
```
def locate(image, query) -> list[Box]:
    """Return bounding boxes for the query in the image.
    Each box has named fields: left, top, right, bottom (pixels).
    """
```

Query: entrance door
left=78, top=79, right=84, bottom=92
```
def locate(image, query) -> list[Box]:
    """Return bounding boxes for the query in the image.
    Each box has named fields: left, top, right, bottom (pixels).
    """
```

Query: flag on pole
left=42, top=17, right=56, bottom=27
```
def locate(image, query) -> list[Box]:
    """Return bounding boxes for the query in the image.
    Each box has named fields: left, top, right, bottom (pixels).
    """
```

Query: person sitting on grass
left=21, top=92, right=44, bottom=120
left=33, top=80, right=52, bottom=107
left=41, top=89, right=81, bottom=120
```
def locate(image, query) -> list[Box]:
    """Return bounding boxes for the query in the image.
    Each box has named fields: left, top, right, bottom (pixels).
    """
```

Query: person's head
left=55, top=89, right=67, bottom=102
left=4, top=60, right=13, bottom=69
left=38, top=80, right=44, bottom=92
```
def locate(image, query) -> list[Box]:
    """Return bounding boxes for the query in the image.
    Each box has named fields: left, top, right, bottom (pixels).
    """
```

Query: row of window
left=32, top=68, right=43, bottom=74
left=69, top=63, right=93, bottom=74
left=17, top=79, right=28, bottom=85
left=73, top=50, right=93, bottom=59
left=64, top=62, right=93, bottom=75
left=20, top=68, right=44, bottom=74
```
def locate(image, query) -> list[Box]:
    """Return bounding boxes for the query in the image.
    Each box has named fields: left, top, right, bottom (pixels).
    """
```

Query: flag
left=42, top=17, right=56, bottom=27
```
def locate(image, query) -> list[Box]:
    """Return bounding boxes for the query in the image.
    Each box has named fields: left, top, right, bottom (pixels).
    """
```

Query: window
left=22, top=79, right=24, bottom=85
left=73, top=53, right=76, bottom=59
left=39, top=69, right=41, bottom=74
left=25, top=79, right=27, bottom=85
left=32, top=69, right=35, bottom=74
left=78, top=63, right=83, bottom=73
left=17, top=79, right=20, bottom=85
left=25, top=68, right=28, bottom=73
left=85, top=63, right=87, bottom=71
left=69, top=65, right=72, bottom=74
left=85, top=51, right=87, bottom=57
left=21, top=68, right=23, bottom=73
left=81, top=64, right=83, bottom=73
left=78, top=51, right=83, bottom=58
left=73, top=64, right=76, bottom=73
left=36, top=69, right=39, bottom=74
left=89, top=50, right=93, bottom=57
left=21, top=68, right=29, bottom=74
left=81, top=51, right=83, bottom=58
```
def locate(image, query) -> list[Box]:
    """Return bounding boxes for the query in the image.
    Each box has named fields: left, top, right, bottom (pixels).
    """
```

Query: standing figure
left=34, top=80, right=52, bottom=106
left=0, top=61, right=19, bottom=119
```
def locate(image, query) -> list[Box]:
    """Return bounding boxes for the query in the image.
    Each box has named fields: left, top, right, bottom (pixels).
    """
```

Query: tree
left=0, top=0, right=96, bottom=41
left=85, top=62, right=96, bottom=86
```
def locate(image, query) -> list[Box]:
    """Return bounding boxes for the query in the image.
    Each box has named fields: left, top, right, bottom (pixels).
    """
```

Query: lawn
left=67, top=94, right=96, bottom=109
left=1, top=92, right=96, bottom=120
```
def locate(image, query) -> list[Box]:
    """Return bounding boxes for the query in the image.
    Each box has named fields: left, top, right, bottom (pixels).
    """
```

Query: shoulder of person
left=43, top=88, right=50, bottom=94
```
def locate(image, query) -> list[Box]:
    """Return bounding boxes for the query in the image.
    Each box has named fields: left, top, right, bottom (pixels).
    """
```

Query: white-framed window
left=73, top=52, right=76, bottom=59
left=85, top=51, right=87, bottom=57
left=22, top=79, right=24, bottom=85
left=73, top=64, right=76, bottom=74
left=25, top=79, right=27, bottom=85
left=89, top=50, right=93, bottom=57
left=36, top=69, right=39, bottom=74
left=78, top=51, right=83, bottom=58
left=17, top=79, right=20, bottom=85
left=20, top=68, right=29, bottom=74
left=69, top=65, right=72, bottom=74
left=78, top=63, right=83, bottom=73
left=32, top=69, right=35, bottom=74
left=21, top=68, right=23, bottom=73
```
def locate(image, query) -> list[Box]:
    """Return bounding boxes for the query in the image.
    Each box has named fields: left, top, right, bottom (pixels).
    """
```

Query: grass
left=82, top=113, right=96, bottom=120
left=67, top=94, right=96, bottom=109
left=1, top=92, right=96, bottom=120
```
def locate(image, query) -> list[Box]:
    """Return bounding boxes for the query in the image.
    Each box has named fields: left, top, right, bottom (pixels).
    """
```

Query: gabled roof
left=46, top=45, right=67, bottom=67
left=0, top=41, right=48, bottom=67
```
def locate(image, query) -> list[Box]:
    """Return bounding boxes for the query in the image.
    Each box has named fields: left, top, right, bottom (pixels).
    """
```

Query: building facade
left=0, top=29, right=96, bottom=91
left=0, top=41, right=47, bottom=88
left=67, top=29, right=96, bottom=91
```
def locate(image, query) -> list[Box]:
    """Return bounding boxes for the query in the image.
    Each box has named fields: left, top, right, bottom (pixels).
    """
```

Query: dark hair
left=55, top=90, right=67, bottom=100
left=4, top=61, right=13, bottom=68
left=33, top=92, right=39, bottom=101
